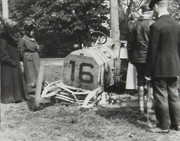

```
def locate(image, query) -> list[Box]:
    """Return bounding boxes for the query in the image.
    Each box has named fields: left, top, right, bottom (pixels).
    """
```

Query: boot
left=138, top=86, right=144, bottom=113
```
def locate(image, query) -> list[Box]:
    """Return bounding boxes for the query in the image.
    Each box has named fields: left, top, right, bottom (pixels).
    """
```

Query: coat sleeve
left=0, top=40, right=16, bottom=67
left=18, top=38, right=25, bottom=61
left=145, top=24, right=160, bottom=77
left=128, top=22, right=136, bottom=62
left=34, top=40, right=40, bottom=52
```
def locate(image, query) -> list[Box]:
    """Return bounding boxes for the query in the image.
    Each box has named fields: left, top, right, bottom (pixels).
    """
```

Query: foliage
left=169, top=0, right=180, bottom=21
left=118, top=0, right=180, bottom=40
left=118, top=0, right=147, bottom=40
left=1, top=0, right=180, bottom=56
left=8, top=0, right=109, bottom=57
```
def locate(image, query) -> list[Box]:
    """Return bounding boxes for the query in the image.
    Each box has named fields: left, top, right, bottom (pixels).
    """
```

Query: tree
left=8, top=0, right=109, bottom=56
left=118, top=0, right=147, bottom=40
left=118, top=0, right=180, bottom=40
left=2, top=0, right=180, bottom=56
left=169, top=0, right=180, bottom=21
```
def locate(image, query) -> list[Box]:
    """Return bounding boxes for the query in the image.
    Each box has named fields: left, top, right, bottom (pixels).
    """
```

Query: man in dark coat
left=146, top=0, right=180, bottom=132
left=129, top=4, right=154, bottom=113
left=1, top=19, right=29, bottom=103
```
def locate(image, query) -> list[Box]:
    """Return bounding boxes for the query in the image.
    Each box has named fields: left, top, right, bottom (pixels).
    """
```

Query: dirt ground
left=1, top=95, right=180, bottom=141
left=1, top=58, right=180, bottom=141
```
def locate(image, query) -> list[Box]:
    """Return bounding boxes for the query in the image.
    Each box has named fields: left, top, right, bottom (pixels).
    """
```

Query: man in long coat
left=146, top=0, right=180, bottom=132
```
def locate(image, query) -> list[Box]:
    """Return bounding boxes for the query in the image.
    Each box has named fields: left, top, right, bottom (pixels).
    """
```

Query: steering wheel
left=90, top=31, right=108, bottom=45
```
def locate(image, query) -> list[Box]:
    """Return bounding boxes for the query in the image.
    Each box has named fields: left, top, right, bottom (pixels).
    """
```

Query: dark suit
left=146, top=15, right=180, bottom=130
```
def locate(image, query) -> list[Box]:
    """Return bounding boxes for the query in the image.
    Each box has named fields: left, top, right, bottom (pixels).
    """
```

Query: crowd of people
left=0, top=0, right=180, bottom=134
left=129, top=0, right=180, bottom=132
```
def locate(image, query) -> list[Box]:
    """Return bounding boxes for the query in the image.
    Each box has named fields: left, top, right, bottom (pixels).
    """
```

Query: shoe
left=171, top=125, right=180, bottom=131
left=149, top=127, right=169, bottom=133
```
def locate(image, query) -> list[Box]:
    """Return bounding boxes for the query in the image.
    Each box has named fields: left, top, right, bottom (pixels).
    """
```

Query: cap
left=128, top=12, right=140, bottom=21
left=149, top=0, right=168, bottom=10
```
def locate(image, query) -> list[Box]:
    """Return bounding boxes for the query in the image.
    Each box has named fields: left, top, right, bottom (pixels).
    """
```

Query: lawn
left=1, top=58, right=180, bottom=141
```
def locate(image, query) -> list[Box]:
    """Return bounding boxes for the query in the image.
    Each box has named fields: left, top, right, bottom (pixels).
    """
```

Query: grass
left=1, top=58, right=180, bottom=141
left=1, top=98, right=180, bottom=141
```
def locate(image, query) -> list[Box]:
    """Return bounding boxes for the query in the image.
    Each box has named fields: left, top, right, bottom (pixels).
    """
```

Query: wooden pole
left=110, top=0, right=120, bottom=57
left=33, top=61, right=45, bottom=111
left=2, top=0, right=9, bottom=19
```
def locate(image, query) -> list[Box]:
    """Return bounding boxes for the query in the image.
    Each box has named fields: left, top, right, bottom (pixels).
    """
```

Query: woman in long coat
left=18, top=24, right=40, bottom=93
left=1, top=20, right=28, bottom=103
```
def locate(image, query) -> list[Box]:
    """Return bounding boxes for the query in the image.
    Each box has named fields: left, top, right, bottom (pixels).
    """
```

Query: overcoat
left=0, top=32, right=28, bottom=103
left=146, top=15, right=180, bottom=77
left=18, top=35, right=40, bottom=90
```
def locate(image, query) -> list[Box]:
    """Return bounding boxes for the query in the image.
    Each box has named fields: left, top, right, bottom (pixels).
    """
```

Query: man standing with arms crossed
left=146, top=0, right=180, bottom=132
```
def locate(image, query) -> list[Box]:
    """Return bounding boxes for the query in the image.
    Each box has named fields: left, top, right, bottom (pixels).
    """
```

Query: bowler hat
left=149, top=0, right=168, bottom=10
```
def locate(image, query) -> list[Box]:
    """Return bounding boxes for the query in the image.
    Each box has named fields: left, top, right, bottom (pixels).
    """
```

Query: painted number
left=70, top=61, right=94, bottom=83
left=70, top=61, right=75, bottom=81
left=79, top=63, right=94, bottom=83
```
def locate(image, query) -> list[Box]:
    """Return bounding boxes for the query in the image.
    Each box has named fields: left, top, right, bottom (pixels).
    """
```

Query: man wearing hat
left=129, top=4, right=154, bottom=113
left=146, top=0, right=180, bottom=132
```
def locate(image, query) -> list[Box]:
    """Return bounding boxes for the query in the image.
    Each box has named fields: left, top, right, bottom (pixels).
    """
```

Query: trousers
left=152, top=77, right=180, bottom=130
left=134, top=63, right=146, bottom=86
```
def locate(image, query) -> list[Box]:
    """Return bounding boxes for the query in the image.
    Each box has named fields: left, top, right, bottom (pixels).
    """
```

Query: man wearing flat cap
left=146, top=0, right=180, bottom=132
left=129, top=4, right=154, bottom=113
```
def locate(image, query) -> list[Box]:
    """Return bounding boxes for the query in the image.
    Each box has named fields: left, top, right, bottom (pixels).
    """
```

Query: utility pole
left=2, top=0, right=9, bottom=19
left=110, top=0, right=120, bottom=57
